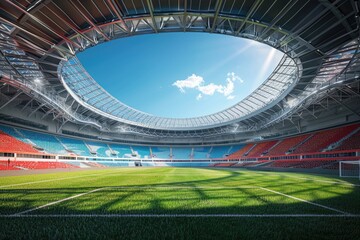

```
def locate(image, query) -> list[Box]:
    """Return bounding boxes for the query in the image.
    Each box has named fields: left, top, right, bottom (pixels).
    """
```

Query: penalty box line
left=13, top=187, right=108, bottom=216
left=259, top=187, right=349, bottom=215
left=11, top=185, right=257, bottom=216
left=11, top=185, right=350, bottom=216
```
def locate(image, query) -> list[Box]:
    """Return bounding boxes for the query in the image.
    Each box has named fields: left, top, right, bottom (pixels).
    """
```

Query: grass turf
left=0, top=167, right=359, bottom=239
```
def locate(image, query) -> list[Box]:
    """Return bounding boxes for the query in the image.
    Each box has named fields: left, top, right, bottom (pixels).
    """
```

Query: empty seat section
left=0, top=125, right=30, bottom=143
left=0, top=161, right=19, bottom=170
left=267, top=134, right=311, bottom=156
left=86, top=141, right=111, bottom=157
left=210, top=146, right=232, bottom=159
left=227, top=144, right=254, bottom=159
left=213, top=162, right=237, bottom=167
left=333, top=129, right=360, bottom=151
left=0, top=130, right=39, bottom=153
left=193, top=147, right=210, bottom=159
left=246, top=141, right=278, bottom=157
left=58, top=137, right=92, bottom=156
left=293, top=124, right=359, bottom=154
left=19, top=129, right=67, bottom=154
left=132, top=146, right=151, bottom=159
left=8, top=161, right=78, bottom=169
left=171, top=147, right=191, bottom=159
left=151, top=147, right=170, bottom=159
left=110, top=144, right=133, bottom=158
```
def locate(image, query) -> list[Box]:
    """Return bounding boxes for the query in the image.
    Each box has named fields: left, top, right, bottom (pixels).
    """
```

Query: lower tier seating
left=3, top=161, right=79, bottom=170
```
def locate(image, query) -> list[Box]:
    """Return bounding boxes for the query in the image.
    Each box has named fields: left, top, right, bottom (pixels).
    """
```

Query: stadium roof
left=0, top=0, right=359, bottom=140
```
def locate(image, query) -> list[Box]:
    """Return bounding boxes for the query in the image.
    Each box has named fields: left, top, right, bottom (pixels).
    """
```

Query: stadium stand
left=0, top=161, right=19, bottom=170
left=0, top=130, right=39, bottom=154
left=246, top=141, right=278, bottom=157
left=18, top=129, right=68, bottom=154
left=227, top=144, right=254, bottom=159
left=209, top=146, right=233, bottom=158
left=171, top=147, right=192, bottom=159
left=292, top=124, right=359, bottom=154
left=5, top=161, right=78, bottom=170
left=151, top=147, right=170, bottom=159
left=57, top=137, right=92, bottom=156
left=110, top=144, right=133, bottom=158
left=86, top=141, right=112, bottom=157
left=1, top=123, right=360, bottom=171
left=131, top=146, right=151, bottom=159
left=266, top=134, right=311, bottom=156
left=331, top=127, right=360, bottom=151
left=192, top=147, right=211, bottom=159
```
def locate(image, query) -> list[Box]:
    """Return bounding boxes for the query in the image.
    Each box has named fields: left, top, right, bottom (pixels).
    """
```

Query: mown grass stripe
left=259, top=187, right=349, bottom=215
left=13, top=187, right=107, bottom=216
left=2, top=214, right=360, bottom=218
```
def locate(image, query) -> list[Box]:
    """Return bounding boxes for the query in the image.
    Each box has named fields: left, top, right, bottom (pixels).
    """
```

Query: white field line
left=13, top=187, right=107, bottom=216
left=1, top=214, right=360, bottom=218
left=109, top=185, right=256, bottom=189
left=10, top=185, right=256, bottom=216
left=246, top=171, right=360, bottom=187
left=0, top=170, right=129, bottom=189
left=0, top=172, right=230, bottom=189
left=259, top=187, right=349, bottom=215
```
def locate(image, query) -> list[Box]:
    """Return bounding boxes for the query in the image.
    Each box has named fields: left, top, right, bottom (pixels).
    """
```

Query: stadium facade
left=0, top=0, right=359, bottom=145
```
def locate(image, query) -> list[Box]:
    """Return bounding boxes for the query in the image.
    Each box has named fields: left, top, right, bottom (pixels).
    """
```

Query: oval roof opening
left=77, top=32, right=283, bottom=118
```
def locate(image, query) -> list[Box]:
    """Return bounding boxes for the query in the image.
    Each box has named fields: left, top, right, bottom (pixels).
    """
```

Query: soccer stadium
left=0, top=0, right=360, bottom=239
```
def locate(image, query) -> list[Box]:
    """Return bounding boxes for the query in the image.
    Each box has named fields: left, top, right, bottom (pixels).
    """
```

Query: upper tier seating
left=227, top=144, right=254, bottom=159
left=58, top=137, right=92, bottom=156
left=151, top=147, right=170, bottom=159
left=171, top=147, right=192, bottom=159
left=0, top=130, right=39, bottom=154
left=132, top=146, right=151, bottom=159
left=193, top=147, right=211, bottom=159
left=19, top=129, right=67, bottom=154
left=110, top=144, right=133, bottom=158
left=246, top=141, right=278, bottom=157
left=0, top=125, right=31, bottom=144
left=293, top=124, right=359, bottom=154
left=332, top=128, right=360, bottom=151
left=266, top=134, right=311, bottom=156
left=86, top=141, right=111, bottom=157
left=210, top=146, right=233, bottom=158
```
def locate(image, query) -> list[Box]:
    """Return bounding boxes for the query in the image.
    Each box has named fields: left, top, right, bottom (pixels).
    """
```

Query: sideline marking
left=109, top=185, right=256, bottom=189
left=259, top=187, right=349, bottom=215
left=0, top=169, right=130, bottom=189
left=13, top=187, right=107, bottom=216
left=243, top=170, right=360, bottom=187
left=2, top=214, right=360, bottom=218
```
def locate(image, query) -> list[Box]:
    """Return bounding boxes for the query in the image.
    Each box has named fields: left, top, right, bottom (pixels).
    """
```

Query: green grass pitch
left=0, top=167, right=359, bottom=240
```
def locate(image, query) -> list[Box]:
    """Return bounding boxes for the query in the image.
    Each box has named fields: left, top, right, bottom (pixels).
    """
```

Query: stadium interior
left=0, top=0, right=360, bottom=239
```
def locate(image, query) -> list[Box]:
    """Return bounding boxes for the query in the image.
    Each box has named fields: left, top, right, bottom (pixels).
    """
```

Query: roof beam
left=106, top=0, right=130, bottom=33
left=211, top=0, right=223, bottom=33
left=146, top=0, right=158, bottom=33
left=69, top=0, right=110, bottom=41
left=3, top=0, right=81, bottom=49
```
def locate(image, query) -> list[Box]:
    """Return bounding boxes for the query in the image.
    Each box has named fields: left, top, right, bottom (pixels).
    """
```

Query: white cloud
left=173, top=72, right=244, bottom=100
left=198, top=83, right=223, bottom=95
left=172, top=74, right=204, bottom=93
left=227, top=95, right=235, bottom=100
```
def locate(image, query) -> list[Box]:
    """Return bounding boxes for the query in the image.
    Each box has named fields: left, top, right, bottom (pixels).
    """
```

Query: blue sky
left=77, top=33, right=283, bottom=118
